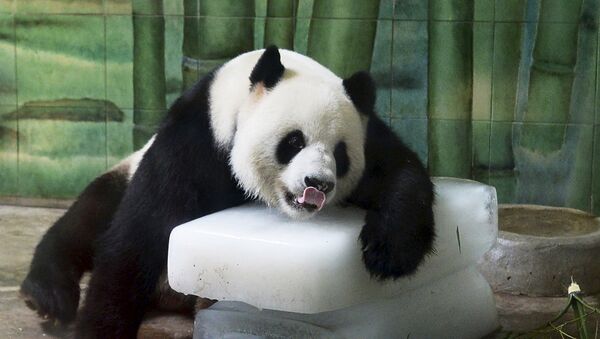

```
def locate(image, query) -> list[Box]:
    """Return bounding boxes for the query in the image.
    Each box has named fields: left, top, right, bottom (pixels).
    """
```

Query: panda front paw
left=20, top=272, right=80, bottom=325
left=359, top=217, right=433, bottom=280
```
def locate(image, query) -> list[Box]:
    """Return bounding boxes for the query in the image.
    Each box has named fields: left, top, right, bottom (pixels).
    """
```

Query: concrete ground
left=0, top=205, right=193, bottom=338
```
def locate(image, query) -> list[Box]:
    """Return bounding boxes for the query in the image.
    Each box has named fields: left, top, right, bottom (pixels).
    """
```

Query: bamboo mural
left=0, top=0, right=599, bottom=214
left=574, top=0, right=600, bottom=214
left=264, top=0, right=296, bottom=49
left=521, top=1, right=581, bottom=125
left=307, top=0, right=379, bottom=78
left=513, top=0, right=596, bottom=211
left=427, top=0, right=473, bottom=178
left=182, top=0, right=254, bottom=89
left=132, top=0, right=166, bottom=149
left=486, top=1, right=526, bottom=201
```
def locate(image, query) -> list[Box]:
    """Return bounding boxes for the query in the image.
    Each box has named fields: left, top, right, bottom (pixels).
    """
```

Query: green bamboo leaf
left=573, top=299, right=590, bottom=339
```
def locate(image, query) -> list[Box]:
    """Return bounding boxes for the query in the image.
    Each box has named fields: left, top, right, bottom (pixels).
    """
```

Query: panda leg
left=358, top=163, right=435, bottom=279
left=75, top=218, right=168, bottom=339
left=348, top=116, right=435, bottom=280
left=20, top=169, right=128, bottom=324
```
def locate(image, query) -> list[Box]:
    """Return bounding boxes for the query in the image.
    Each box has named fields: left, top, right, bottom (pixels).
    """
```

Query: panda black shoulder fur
left=21, top=46, right=434, bottom=338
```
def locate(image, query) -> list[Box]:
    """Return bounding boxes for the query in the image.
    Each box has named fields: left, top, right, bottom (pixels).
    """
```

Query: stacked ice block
left=168, top=178, right=499, bottom=338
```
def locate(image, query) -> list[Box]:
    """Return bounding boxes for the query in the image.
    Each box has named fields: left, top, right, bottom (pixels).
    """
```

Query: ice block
left=193, top=267, right=498, bottom=339
left=168, top=177, right=498, bottom=313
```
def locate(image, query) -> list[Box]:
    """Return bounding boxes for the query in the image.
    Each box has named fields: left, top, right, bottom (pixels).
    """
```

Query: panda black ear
left=343, top=71, right=376, bottom=116
left=249, top=45, right=285, bottom=89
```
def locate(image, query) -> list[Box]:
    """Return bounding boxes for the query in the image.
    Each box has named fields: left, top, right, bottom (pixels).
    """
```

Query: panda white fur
left=21, top=47, right=434, bottom=338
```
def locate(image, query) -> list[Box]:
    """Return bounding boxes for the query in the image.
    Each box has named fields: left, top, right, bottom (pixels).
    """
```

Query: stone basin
left=478, top=204, right=600, bottom=297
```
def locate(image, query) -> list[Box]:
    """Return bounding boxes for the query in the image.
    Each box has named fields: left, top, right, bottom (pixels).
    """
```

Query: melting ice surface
left=168, top=177, right=500, bottom=338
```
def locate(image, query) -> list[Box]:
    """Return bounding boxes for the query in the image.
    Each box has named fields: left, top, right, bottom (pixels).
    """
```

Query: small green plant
left=507, top=280, right=600, bottom=339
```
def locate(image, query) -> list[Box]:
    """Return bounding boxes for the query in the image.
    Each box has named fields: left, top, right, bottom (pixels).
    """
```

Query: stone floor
left=0, top=205, right=193, bottom=338
left=1, top=204, right=598, bottom=338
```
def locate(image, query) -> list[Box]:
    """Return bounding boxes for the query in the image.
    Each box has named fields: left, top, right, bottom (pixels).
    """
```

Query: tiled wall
left=0, top=0, right=599, bottom=215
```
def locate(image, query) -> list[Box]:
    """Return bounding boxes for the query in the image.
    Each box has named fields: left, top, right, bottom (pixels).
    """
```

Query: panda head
left=228, top=46, right=375, bottom=218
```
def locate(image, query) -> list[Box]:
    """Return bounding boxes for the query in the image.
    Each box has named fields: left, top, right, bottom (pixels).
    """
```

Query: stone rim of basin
left=478, top=204, right=600, bottom=297
left=498, top=204, right=600, bottom=246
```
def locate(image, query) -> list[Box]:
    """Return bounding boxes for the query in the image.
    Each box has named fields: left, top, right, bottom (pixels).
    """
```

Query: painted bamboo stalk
left=264, top=0, right=296, bottom=49
left=293, top=0, right=314, bottom=54
left=470, top=21, right=493, bottom=184
left=132, top=0, right=166, bottom=149
left=182, top=0, right=201, bottom=90
left=486, top=0, right=529, bottom=202
left=307, top=0, right=379, bottom=78
left=182, top=0, right=254, bottom=89
left=594, top=127, right=600, bottom=214
left=522, top=0, right=582, bottom=125
left=514, top=0, right=587, bottom=208
left=490, top=2, right=525, bottom=137
left=427, top=0, right=473, bottom=177
left=556, top=0, right=596, bottom=211
left=579, top=2, right=600, bottom=214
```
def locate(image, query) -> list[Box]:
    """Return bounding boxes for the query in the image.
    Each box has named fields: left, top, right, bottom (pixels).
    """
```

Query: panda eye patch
left=276, top=130, right=305, bottom=165
left=334, top=141, right=350, bottom=178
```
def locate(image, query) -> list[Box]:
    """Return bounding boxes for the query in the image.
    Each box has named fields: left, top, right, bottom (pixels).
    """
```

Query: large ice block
left=193, top=267, right=498, bottom=339
left=168, top=177, right=498, bottom=313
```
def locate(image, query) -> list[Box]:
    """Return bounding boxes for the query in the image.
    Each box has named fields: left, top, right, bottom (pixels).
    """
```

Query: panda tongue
left=297, top=187, right=326, bottom=210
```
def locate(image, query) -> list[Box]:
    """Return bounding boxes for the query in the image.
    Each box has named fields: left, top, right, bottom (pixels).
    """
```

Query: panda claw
left=23, top=297, right=37, bottom=311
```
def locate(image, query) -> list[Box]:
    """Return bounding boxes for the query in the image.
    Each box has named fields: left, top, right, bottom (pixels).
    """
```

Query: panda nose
left=304, top=177, right=334, bottom=194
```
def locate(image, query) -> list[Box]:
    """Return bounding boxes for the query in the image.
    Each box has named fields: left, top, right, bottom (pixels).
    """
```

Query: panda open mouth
left=284, top=187, right=326, bottom=212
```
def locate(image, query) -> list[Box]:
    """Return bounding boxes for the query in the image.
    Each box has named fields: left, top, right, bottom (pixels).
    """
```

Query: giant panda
left=20, top=46, right=435, bottom=338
